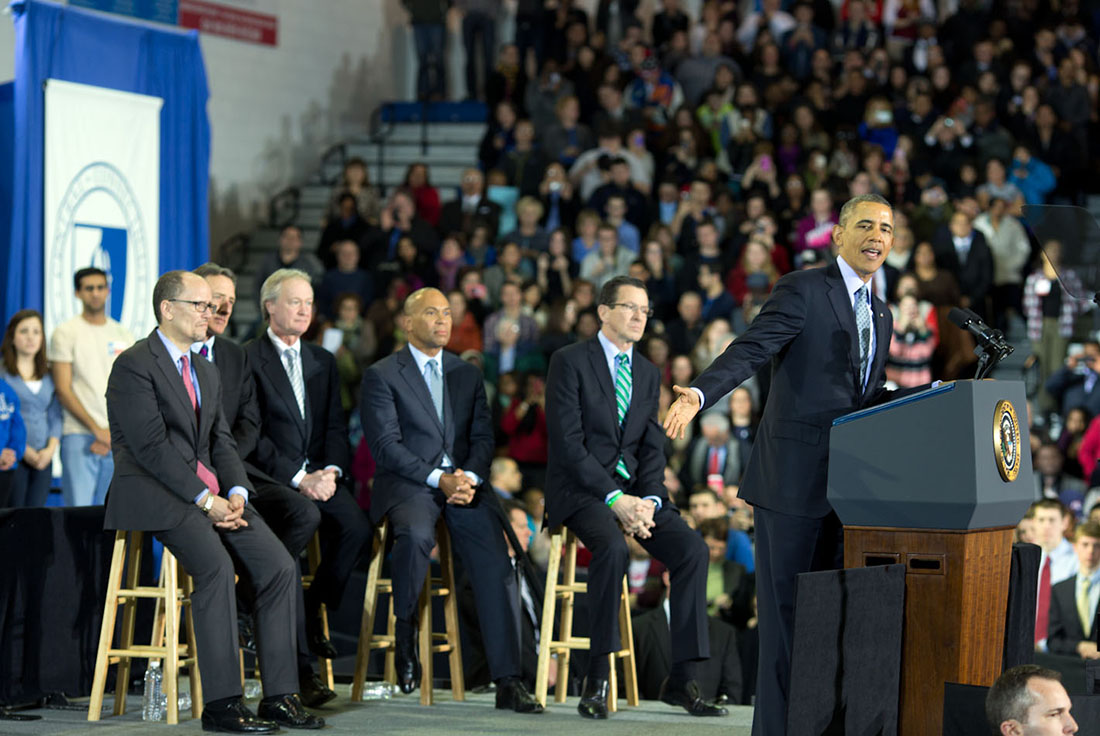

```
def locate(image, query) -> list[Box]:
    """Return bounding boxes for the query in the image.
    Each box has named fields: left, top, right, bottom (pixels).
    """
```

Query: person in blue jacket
left=0, top=376, right=27, bottom=507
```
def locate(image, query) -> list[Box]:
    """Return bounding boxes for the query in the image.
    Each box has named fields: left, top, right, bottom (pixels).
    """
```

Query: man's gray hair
left=260, top=268, right=311, bottom=318
left=193, top=262, right=237, bottom=286
left=700, top=412, right=731, bottom=433
left=838, top=193, right=892, bottom=227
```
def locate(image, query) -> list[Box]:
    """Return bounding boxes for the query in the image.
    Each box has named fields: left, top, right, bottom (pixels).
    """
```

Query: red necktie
left=1035, top=556, right=1052, bottom=645
left=708, top=447, right=720, bottom=476
left=180, top=355, right=221, bottom=496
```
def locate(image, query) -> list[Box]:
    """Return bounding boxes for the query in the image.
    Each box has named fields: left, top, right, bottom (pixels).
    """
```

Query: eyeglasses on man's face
left=610, top=303, right=653, bottom=318
left=169, top=298, right=218, bottom=315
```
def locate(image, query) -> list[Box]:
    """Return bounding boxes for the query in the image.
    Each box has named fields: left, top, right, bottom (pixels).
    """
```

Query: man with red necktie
left=104, top=271, right=322, bottom=732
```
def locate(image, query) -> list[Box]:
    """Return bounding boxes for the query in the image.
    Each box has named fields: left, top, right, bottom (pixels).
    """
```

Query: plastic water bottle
left=243, top=679, right=263, bottom=700
left=360, top=681, right=395, bottom=700
left=177, top=690, right=191, bottom=713
left=142, top=661, right=164, bottom=721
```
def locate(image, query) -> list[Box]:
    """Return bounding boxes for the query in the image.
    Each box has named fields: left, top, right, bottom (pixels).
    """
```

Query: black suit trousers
left=387, top=488, right=521, bottom=681
left=752, top=506, right=843, bottom=736
left=288, top=484, right=372, bottom=611
left=565, top=498, right=709, bottom=662
left=155, top=506, right=298, bottom=703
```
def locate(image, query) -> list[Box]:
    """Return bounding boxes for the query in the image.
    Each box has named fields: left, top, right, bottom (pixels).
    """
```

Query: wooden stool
left=534, top=526, right=639, bottom=711
left=88, top=531, right=203, bottom=724
left=301, top=531, right=335, bottom=689
left=351, top=517, right=465, bottom=705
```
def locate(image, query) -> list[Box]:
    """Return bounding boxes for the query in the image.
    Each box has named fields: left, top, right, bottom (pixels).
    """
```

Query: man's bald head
left=404, top=288, right=452, bottom=354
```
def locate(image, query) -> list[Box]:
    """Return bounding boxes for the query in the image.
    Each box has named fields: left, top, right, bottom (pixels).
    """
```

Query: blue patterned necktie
left=426, top=358, right=444, bottom=424
left=614, top=353, right=631, bottom=479
left=855, top=283, right=871, bottom=388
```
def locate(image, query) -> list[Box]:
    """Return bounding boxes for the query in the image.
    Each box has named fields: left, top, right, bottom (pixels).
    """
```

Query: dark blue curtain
left=3, top=0, right=210, bottom=327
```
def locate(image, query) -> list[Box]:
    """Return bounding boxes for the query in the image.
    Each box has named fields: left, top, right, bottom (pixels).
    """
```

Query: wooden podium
left=827, top=381, right=1034, bottom=736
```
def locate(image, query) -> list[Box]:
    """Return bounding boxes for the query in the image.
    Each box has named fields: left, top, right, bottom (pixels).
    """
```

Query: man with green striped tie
left=545, top=276, right=726, bottom=720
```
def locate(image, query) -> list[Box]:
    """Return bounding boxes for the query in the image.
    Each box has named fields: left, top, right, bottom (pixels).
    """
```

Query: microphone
left=947, top=308, right=1014, bottom=356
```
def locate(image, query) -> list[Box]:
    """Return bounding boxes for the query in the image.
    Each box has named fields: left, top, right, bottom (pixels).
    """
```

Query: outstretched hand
left=664, top=385, right=701, bottom=439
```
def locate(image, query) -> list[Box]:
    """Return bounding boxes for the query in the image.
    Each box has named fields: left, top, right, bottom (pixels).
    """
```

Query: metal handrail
left=268, top=186, right=300, bottom=229
left=318, top=143, right=347, bottom=186
left=213, top=231, right=250, bottom=273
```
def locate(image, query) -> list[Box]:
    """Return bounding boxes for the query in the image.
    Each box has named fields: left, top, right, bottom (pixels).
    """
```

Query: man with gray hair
left=985, top=664, right=1077, bottom=735
left=680, top=412, right=742, bottom=493
left=665, top=194, right=922, bottom=735
left=245, top=268, right=373, bottom=668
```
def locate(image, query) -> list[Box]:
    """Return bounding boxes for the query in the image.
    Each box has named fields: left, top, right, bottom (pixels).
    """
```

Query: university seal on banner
left=993, top=399, right=1021, bottom=483
left=47, top=161, right=151, bottom=326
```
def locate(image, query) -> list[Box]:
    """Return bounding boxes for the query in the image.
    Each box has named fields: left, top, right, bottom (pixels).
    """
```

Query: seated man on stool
left=192, top=263, right=333, bottom=707
left=361, top=287, right=543, bottom=713
left=1047, top=520, right=1100, bottom=660
left=105, top=271, right=321, bottom=732
left=544, top=275, right=727, bottom=719
left=245, top=269, right=373, bottom=664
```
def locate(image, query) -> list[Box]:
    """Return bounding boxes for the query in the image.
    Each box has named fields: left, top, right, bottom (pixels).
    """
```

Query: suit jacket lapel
left=259, top=336, right=308, bottom=441
left=825, top=262, right=863, bottom=396
left=441, top=353, right=457, bottom=454
left=300, top=343, right=319, bottom=441
left=193, top=356, right=216, bottom=442
left=397, top=347, right=444, bottom=435
left=586, top=338, right=620, bottom=436
left=148, top=332, right=198, bottom=433
left=863, top=295, right=892, bottom=402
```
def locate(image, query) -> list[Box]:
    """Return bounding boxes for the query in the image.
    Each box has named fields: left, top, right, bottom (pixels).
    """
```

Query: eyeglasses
left=610, top=303, right=654, bottom=318
left=169, top=299, right=218, bottom=315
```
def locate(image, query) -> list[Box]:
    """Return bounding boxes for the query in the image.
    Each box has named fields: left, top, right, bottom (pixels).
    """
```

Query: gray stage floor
left=0, top=689, right=754, bottom=735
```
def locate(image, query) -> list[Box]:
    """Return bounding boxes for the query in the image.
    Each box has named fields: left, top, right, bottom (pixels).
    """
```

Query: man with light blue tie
left=360, top=287, right=543, bottom=713
left=665, top=194, right=912, bottom=736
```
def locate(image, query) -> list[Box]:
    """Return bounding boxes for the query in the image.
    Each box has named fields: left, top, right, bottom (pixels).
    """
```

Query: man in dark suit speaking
left=545, top=275, right=726, bottom=720
left=664, top=194, right=900, bottom=736
left=360, top=287, right=543, bottom=713
left=105, top=271, right=321, bottom=732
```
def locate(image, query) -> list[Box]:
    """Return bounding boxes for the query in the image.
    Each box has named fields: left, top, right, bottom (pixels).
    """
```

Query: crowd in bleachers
left=5, top=0, right=1100, bottom=707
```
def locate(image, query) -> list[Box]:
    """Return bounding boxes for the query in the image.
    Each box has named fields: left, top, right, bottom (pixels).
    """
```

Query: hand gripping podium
left=827, top=380, right=1034, bottom=736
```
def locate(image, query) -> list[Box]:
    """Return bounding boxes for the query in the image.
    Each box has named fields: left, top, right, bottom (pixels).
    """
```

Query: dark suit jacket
left=544, top=337, right=667, bottom=525
left=1045, top=366, right=1100, bottom=418
left=692, top=259, right=896, bottom=518
left=931, top=226, right=993, bottom=307
left=680, top=437, right=742, bottom=492
left=244, top=334, right=350, bottom=487
left=1047, top=575, right=1099, bottom=657
left=437, top=196, right=502, bottom=238
left=105, top=330, right=250, bottom=531
left=360, top=346, right=495, bottom=521
left=631, top=607, right=743, bottom=703
left=208, top=336, right=279, bottom=487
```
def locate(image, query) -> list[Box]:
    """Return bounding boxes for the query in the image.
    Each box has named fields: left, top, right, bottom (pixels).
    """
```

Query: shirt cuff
left=427, top=468, right=444, bottom=488
left=691, top=387, right=705, bottom=408
left=604, top=490, right=623, bottom=504
left=228, top=486, right=249, bottom=504
left=465, top=471, right=482, bottom=486
left=193, top=489, right=209, bottom=504
left=643, top=495, right=663, bottom=510
left=323, top=464, right=343, bottom=478
left=291, top=468, right=306, bottom=489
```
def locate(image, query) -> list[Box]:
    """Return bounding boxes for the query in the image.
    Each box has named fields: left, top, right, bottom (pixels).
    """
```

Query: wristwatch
left=201, top=493, right=215, bottom=514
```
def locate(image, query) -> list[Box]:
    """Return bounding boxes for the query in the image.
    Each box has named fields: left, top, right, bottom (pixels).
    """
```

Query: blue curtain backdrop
left=3, top=0, right=210, bottom=328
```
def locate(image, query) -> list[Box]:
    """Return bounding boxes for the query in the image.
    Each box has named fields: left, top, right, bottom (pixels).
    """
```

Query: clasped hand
left=611, top=495, right=656, bottom=539
left=299, top=468, right=338, bottom=501
left=440, top=469, right=475, bottom=506
left=205, top=493, right=248, bottom=531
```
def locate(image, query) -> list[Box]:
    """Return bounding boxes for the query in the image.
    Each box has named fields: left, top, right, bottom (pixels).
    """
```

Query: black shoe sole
left=300, top=690, right=337, bottom=709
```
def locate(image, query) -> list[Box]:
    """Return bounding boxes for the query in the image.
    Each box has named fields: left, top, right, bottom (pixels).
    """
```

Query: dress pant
left=154, top=505, right=298, bottom=703
left=304, top=483, right=372, bottom=611
left=565, top=498, right=710, bottom=662
left=246, top=480, right=321, bottom=671
left=751, top=506, right=843, bottom=736
left=387, top=487, right=521, bottom=681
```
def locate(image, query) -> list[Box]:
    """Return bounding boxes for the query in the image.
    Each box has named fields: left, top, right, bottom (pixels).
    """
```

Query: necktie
left=1036, top=556, right=1052, bottom=645
left=855, top=283, right=871, bottom=388
left=426, top=358, right=444, bottom=424
left=614, top=353, right=631, bottom=480
left=708, top=447, right=720, bottom=476
left=1079, top=577, right=1094, bottom=639
left=179, top=355, right=220, bottom=496
left=283, top=348, right=306, bottom=419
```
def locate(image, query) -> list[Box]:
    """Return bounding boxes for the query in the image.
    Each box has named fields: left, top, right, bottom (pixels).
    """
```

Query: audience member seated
left=589, top=157, right=651, bottom=235
left=1047, top=342, right=1100, bottom=420
left=439, top=168, right=502, bottom=240
left=570, top=126, right=651, bottom=201
left=1035, top=442, right=1087, bottom=521
left=1046, top=520, right=1100, bottom=661
left=681, top=414, right=742, bottom=493
left=318, top=192, right=372, bottom=270
left=483, top=281, right=544, bottom=380
left=543, top=95, right=593, bottom=169
left=886, top=293, right=937, bottom=388
left=666, top=291, right=705, bottom=357
left=538, top=163, right=580, bottom=234
left=698, top=517, right=755, bottom=628
left=316, top=239, right=373, bottom=322
left=1, top=310, right=60, bottom=507
left=258, top=225, right=324, bottom=291
left=327, top=157, right=380, bottom=226
left=483, top=241, right=533, bottom=307
left=499, top=373, right=549, bottom=485
left=404, top=162, right=441, bottom=228
left=445, top=288, right=484, bottom=355
left=363, top=189, right=439, bottom=270
left=501, top=119, right=549, bottom=197
left=501, top=196, right=550, bottom=256
left=579, top=223, right=635, bottom=291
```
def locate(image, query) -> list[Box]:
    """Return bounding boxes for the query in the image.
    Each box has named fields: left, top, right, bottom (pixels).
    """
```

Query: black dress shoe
left=257, top=694, right=325, bottom=730
left=304, top=610, right=338, bottom=659
left=577, top=676, right=609, bottom=719
left=200, top=699, right=277, bottom=733
left=298, top=672, right=337, bottom=708
left=394, top=634, right=421, bottom=694
left=495, top=678, right=544, bottom=714
left=658, top=677, right=729, bottom=717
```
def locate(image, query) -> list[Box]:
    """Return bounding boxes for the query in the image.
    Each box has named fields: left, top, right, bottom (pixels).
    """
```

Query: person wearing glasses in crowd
left=49, top=267, right=134, bottom=507
left=545, top=275, right=725, bottom=720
